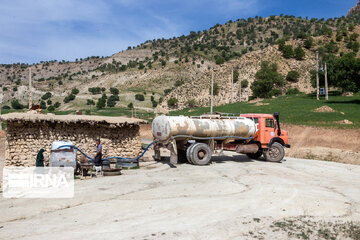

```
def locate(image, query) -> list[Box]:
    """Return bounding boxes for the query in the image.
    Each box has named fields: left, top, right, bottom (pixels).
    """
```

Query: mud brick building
left=0, top=113, right=147, bottom=166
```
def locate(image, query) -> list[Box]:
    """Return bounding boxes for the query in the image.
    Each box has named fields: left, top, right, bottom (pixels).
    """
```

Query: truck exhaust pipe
left=274, top=112, right=281, bottom=136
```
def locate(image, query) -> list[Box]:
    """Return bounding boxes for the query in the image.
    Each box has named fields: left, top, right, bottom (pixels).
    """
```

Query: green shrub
left=128, top=102, right=134, bottom=109
left=251, top=62, right=285, bottom=98
left=214, top=55, right=225, bottom=65
left=282, top=45, right=293, bottom=58
left=294, top=46, right=305, bottom=60
left=209, top=83, right=220, bottom=96
left=167, top=98, right=178, bottom=107
left=54, top=102, right=61, bottom=108
left=107, top=95, right=120, bottom=107
left=347, top=41, right=360, bottom=53
left=63, top=94, right=76, bottom=103
left=286, top=88, right=301, bottom=95
left=41, top=92, right=52, bottom=100
left=304, top=37, right=314, bottom=49
left=11, top=100, right=25, bottom=109
left=96, top=96, right=106, bottom=109
left=276, top=39, right=286, bottom=51
left=47, top=105, right=55, bottom=112
left=241, top=80, right=249, bottom=88
left=152, top=100, right=158, bottom=108
left=71, top=88, right=79, bottom=95
left=110, top=88, right=119, bottom=95
left=233, top=70, right=239, bottom=83
left=270, top=89, right=282, bottom=96
left=164, top=88, right=173, bottom=95
left=286, top=70, right=300, bottom=82
left=135, top=94, right=145, bottom=101
left=1, top=105, right=10, bottom=110
left=88, top=87, right=101, bottom=95
left=87, top=99, right=95, bottom=105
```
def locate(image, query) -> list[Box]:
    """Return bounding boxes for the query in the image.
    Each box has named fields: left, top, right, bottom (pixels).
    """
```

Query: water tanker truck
left=152, top=113, right=290, bottom=165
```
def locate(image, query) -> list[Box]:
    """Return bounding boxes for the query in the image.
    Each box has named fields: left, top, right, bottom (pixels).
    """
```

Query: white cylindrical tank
left=152, top=116, right=257, bottom=142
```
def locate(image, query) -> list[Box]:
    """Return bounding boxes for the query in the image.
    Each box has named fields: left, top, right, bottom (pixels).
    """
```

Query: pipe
left=236, top=144, right=259, bottom=154
left=57, top=140, right=159, bottom=163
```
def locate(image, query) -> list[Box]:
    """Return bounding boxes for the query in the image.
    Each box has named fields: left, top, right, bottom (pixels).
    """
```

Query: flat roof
left=0, top=113, right=147, bottom=126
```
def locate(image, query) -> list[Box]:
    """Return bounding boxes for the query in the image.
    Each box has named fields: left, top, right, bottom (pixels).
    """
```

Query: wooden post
left=210, top=72, right=214, bottom=114
left=316, top=51, right=319, bottom=100
left=325, top=62, right=328, bottom=101
left=230, top=67, right=233, bottom=104
left=28, top=68, right=32, bottom=109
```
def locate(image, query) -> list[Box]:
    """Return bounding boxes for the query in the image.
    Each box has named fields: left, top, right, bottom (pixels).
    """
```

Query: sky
left=0, top=0, right=357, bottom=64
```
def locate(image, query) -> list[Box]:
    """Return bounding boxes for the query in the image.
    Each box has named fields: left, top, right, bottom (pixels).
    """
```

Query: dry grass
left=283, top=123, right=360, bottom=152
left=284, top=123, right=360, bottom=164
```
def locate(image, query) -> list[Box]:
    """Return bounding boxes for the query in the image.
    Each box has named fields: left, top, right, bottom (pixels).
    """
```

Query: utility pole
left=230, top=67, right=233, bottom=104
left=239, top=78, right=242, bottom=102
left=28, top=68, right=32, bottom=109
left=210, top=72, right=214, bottom=114
left=325, top=62, right=328, bottom=101
left=316, top=51, right=319, bottom=100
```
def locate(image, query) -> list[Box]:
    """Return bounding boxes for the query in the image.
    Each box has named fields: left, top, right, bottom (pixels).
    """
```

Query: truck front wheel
left=264, top=142, right=285, bottom=163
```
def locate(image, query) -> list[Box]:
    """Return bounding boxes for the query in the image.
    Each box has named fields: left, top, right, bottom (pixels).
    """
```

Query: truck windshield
left=265, top=118, right=274, bottom=128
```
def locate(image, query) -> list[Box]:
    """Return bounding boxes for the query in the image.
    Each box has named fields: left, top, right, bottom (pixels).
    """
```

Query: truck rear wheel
left=188, top=143, right=212, bottom=165
left=246, top=151, right=263, bottom=160
left=264, top=142, right=285, bottom=163
left=186, top=144, right=195, bottom=164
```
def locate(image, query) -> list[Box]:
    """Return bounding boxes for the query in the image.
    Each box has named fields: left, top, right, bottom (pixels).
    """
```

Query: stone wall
left=5, top=121, right=142, bottom=166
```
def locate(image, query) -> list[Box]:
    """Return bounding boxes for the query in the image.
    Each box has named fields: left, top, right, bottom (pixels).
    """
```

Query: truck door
left=264, top=118, right=275, bottom=144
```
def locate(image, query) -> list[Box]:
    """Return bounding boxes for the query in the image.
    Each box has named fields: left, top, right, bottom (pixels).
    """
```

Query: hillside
left=0, top=13, right=360, bottom=114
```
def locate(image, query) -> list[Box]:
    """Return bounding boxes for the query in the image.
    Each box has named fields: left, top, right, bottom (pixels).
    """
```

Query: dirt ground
left=0, top=155, right=359, bottom=239
left=141, top=123, right=360, bottom=165
left=283, top=124, right=360, bottom=165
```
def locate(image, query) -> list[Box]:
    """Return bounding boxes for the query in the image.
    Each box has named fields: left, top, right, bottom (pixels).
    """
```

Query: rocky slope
left=0, top=13, right=359, bottom=114
left=156, top=43, right=315, bottom=113
left=348, top=0, right=360, bottom=17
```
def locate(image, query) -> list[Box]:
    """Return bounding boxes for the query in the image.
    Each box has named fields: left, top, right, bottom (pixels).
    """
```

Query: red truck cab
left=240, top=113, right=290, bottom=162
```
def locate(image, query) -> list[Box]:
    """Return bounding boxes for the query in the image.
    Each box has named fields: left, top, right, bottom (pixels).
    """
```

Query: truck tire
left=189, top=143, right=212, bottom=165
left=263, top=142, right=285, bottom=163
left=186, top=144, right=196, bottom=164
left=246, top=151, right=263, bottom=160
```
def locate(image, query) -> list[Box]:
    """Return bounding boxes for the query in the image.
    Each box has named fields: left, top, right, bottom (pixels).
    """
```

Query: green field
left=169, top=92, right=360, bottom=128
left=1, top=92, right=359, bottom=128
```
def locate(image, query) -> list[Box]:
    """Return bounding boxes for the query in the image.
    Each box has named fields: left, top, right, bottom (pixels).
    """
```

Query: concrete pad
left=0, top=154, right=359, bottom=239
